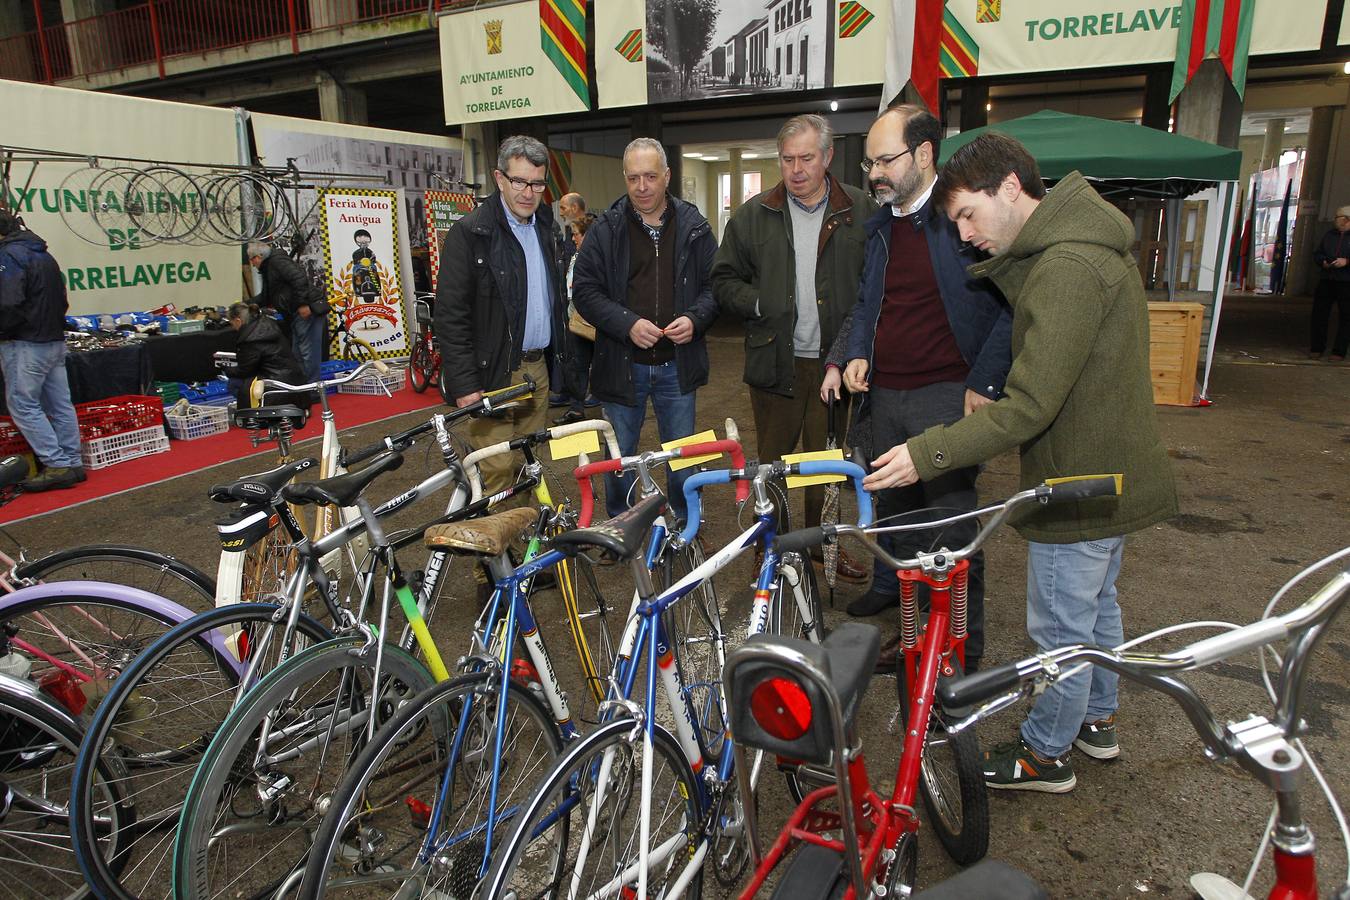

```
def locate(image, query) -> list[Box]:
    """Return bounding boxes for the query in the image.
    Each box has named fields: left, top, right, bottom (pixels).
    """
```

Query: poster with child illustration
left=318, top=188, right=409, bottom=359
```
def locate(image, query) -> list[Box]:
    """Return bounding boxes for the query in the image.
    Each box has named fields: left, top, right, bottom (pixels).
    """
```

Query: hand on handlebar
left=455, top=391, right=484, bottom=409
left=862, top=442, right=918, bottom=491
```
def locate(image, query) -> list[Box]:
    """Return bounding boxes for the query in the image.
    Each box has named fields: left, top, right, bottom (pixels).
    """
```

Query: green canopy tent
left=938, top=110, right=1243, bottom=400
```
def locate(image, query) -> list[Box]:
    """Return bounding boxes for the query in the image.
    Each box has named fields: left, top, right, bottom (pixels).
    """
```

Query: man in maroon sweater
left=837, top=106, right=1012, bottom=673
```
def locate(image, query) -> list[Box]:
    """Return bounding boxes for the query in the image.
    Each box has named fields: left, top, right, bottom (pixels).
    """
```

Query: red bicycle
left=725, top=475, right=1121, bottom=898
left=408, top=290, right=443, bottom=400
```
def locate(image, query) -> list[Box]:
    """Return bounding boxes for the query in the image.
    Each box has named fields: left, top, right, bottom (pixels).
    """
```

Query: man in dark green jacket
left=865, top=133, right=1177, bottom=793
left=712, top=114, right=876, bottom=583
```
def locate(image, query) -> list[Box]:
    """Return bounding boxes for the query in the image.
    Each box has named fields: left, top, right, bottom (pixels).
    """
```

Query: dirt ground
left=8, top=293, right=1348, bottom=898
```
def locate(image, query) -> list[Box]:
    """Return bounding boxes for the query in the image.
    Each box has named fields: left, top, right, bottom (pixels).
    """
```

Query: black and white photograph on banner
left=646, top=0, right=829, bottom=103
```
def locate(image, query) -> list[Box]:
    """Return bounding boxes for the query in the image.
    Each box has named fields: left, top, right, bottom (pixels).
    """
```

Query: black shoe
left=548, top=394, right=569, bottom=408
left=846, top=588, right=899, bottom=617
left=583, top=395, right=601, bottom=408
left=553, top=408, right=585, bottom=425
left=21, top=467, right=81, bottom=492
left=71, top=467, right=87, bottom=484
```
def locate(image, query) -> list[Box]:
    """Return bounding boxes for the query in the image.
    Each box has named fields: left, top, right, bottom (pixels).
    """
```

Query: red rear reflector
left=749, top=676, right=811, bottom=741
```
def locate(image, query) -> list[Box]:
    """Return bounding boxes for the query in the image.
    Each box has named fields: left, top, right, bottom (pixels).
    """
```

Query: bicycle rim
left=488, top=719, right=703, bottom=900
left=239, top=524, right=300, bottom=604
left=21, top=544, right=216, bottom=612
left=71, top=603, right=331, bottom=900
left=666, top=539, right=728, bottom=761
left=173, top=636, right=436, bottom=899
left=409, top=338, right=433, bottom=393
left=0, top=685, right=132, bottom=900
left=301, top=671, right=562, bottom=899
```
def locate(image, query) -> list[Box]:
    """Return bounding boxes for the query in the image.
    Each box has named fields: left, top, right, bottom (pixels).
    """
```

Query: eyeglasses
left=860, top=148, right=913, bottom=174
left=500, top=172, right=548, bottom=193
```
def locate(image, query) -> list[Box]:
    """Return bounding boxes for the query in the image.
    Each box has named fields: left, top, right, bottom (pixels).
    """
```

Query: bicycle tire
left=341, top=335, right=376, bottom=365
left=773, top=553, right=824, bottom=644
left=89, top=167, right=149, bottom=239
left=485, top=717, right=704, bottom=899
left=0, top=677, right=133, bottom=900
left=898, top=658, right=989, bottom=866
left=299, top=670, right=562, bottom=899
left=665, top=538, right=728, bottom=761
left=70, top=602, right=332, bottom=900
left=172, top=635, right=437, bottom=899
left=237, top=519, right=300, bottom=605
left=408, top=335, right=434, bottom=394
left=17, top=543, right=217, bottom=612
left=57, top=165, right=117, bottom=246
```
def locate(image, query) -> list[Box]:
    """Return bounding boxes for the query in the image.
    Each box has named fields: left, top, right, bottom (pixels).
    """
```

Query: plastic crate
left=81, top=424, right=170, bottom=470
left=338, top=363, right=407, bottom=396
left=320, top=359, right=360, bottom=378
left=76, top=395, right=163, bottom=441
left=0, top=418, right=29, bottom=456
left=164, top=404, right=229, bottom=440
left=153, top=381, right=181, bottom=406
left=178, top=381, right=233, bottom=405
left=167, top=318, right=205, bottom=334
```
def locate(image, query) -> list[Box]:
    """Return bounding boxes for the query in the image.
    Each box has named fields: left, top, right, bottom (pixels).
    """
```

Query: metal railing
left=1, top=0, right=474, bottom=85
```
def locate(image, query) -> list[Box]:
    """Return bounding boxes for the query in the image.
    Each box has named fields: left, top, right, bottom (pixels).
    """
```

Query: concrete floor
left=8, top=292, right=1348, bottom=898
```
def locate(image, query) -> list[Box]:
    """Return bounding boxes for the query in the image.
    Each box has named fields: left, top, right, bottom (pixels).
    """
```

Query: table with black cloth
left=0, top=341, right=152, bottom=415
left=142, top=328, right=237, bottom=384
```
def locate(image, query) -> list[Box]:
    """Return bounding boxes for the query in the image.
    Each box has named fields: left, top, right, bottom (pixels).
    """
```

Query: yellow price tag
left=782, top=449, right=846, bottom=489
left=549, top=429, right=602, bottom=460
left=663, top=430, right=721, bottom=471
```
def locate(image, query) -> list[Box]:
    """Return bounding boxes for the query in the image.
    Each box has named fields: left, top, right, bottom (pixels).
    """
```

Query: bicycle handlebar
left=461, top=417, right=620, bottom=503
left=340, top=379, right=537, bottom=468
left=679, top=460, right=872, bottom=544
left=248, top=359, right=390, bottom=404
left=572, top=438, right=748, bottom=527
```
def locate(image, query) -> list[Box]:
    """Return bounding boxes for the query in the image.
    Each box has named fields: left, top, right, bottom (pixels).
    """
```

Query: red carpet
left=1, top=387, right=445, bottom=524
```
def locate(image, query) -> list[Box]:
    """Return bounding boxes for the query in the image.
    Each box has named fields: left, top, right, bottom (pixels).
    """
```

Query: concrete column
left=1141, top=64, right=1172, bottom=131
left=1173, top=58, right=1243, bottom=148
left=60, top=0, right=117, bottom=76
left=1260, top=118, right=1286, bottom=171
left=729, top=148, right=744, bottom=213
left=316, top=70, right=367, bottom=124
left=1287, top=106, right=1335, bottom=296
left=308, top=0, right=359, bottom=30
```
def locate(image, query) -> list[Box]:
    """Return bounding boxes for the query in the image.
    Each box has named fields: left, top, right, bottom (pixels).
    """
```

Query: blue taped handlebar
left=676, top=460, right=873, bottom=544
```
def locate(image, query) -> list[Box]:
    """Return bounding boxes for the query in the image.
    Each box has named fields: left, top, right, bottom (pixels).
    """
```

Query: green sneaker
left=20, top=467, right=81, bottom=492
left=982, top=738, right=1076, bottom=793
left=1074, top=716, right=1120, bottom=759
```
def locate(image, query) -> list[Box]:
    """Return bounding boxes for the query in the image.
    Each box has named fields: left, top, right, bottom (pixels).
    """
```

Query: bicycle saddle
left=913, top=860, right=1047, bottom=899
left=0, top=456, right=28, bottom=492
left=727, top=622, right=881, bottom=766
left=233, top=404, right=308, bottom=431
left=424, top=507, right=539, bottom=557
left=281, top=451, right=403, bottom=508
left=551, top=492, right=666, bottom=563
left=209, top=457, right=318, bottom=505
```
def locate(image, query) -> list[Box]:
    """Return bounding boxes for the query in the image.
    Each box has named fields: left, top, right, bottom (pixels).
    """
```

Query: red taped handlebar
left=571, top=440, right=748, bottom=526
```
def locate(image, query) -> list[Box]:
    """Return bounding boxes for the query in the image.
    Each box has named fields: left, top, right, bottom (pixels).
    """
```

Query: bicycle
left=723, top=474, right=1123, bottom=899
left=408, top=291, right=442, bottom=400
left=483, top=458, right=872, bottom=899
left=941, top=547, right=1350, bottom=900
left=330, top=301, right=379, bottom=365
left=292, top=432, right=750, bottom=898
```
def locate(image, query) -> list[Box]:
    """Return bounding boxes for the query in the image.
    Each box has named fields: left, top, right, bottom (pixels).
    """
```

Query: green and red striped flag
left=615, top=28, right=643, bottom=62
left=838, top=1, right=874, bottom=39
left=544, top=150, right=572, bottom=205
left=1169, top=0, right=1255, bottom=102
left=540, top=0, right=588, bottom=107
left=939, top=7, right=979, bottom=79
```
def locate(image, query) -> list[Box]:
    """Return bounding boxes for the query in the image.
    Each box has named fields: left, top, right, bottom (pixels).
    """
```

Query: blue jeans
left=0, top=340, right=82, bottom=468
left=1021, top=536, right=1126, bottom=758
left=290, top=313, right=324, bottom=382
left=602, top=361, right=696, bottom=523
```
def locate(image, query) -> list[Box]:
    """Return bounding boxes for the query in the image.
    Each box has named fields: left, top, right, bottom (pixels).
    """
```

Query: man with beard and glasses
left=826, top=104, right=1012, bottom=675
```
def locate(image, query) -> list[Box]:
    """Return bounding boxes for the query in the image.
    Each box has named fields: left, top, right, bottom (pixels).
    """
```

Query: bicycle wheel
left=772, top=552, right=824, bottom=644
left=57, top=165, right=116, bottom=246
left=18, top=543, right=216, bottom=613
left=300, top=670, right=561, bottom=898
left=342, top=335, right=375, bottom=365
left=408, top=334, right=434, bottom=394
left=486, top=718, right=703, bottom=899
left=237, top=520, right=301, bottom=605
left=898, top=659, right=989, bottom=865
left=664, top=538, right=728, bottom=761
left=0, top=678, right=133, bottom=900
left=173, top=635, right=437, bottom=899
left=70, top=603, right=331, bottom=900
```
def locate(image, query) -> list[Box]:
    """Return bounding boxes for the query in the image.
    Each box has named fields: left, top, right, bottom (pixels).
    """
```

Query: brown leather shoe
left=809, top=547, right=869, bottom=584
left=874, top=632, right=904, bottom=674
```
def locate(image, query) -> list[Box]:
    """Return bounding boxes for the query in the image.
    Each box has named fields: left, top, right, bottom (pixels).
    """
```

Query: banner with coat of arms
left=439, top=0, right=590, bottom=125
left=319, top=188, right=409, bottom=359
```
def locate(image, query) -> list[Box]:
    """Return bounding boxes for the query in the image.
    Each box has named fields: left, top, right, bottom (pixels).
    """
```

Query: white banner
left=595, top=0, right=649, bottom=109
left=1, top=79, right=240, bottom=315
left=319, top=189, right=409, bottom=359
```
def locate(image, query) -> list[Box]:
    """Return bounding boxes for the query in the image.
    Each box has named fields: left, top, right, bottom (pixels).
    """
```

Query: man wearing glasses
left=436, top=135, right=566, bottom=493
left=833, top=105, right=1012, bottom=675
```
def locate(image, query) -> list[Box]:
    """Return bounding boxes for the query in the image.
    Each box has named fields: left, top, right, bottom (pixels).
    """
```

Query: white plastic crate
left=164, top=404, right=230, bottom=441
left=81, top=424, right=170, bottom=470
left=338, top=363, right=407, bottom=396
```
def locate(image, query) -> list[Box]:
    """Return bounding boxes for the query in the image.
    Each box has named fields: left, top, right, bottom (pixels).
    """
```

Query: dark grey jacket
left=0, top=230, right=67, bottom=343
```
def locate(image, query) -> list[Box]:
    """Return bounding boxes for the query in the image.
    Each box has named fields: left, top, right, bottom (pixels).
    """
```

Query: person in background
left=246, top=242, right=327, bottom=382
left=1310, top=205, right=1349, bottom=362
left=866, top=132, right=1178, bottom=792
left=0, top=210, right=83, bottom=491
left=573, top=138, right=718, bottom=524
left=556, top=212, right=600, bottom=425
left=551, top=191, right=590, bottom=410
left=712, top=112, right=875, bottom=585
left=221, top=302, right=306, bottom=408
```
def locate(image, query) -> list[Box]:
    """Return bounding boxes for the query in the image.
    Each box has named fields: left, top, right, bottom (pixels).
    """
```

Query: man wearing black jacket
left=573, top=138, right=718, bottom=522
left=435, top=135, right=566, bottom=493
left=222, top=302, right=307, bottom=408
left=246, top=242, right=326, bottom=382
left=0, top=211, right=83, bottom=491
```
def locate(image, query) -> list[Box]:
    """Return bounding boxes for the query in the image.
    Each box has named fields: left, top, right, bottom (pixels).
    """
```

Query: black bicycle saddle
left=233, top=404, right=309, bottom=431
left=551, top=492, right=667, bottom=562
left=281, top=451, right=403, bottom=508
left=209, top=457, right=318, bottom=505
